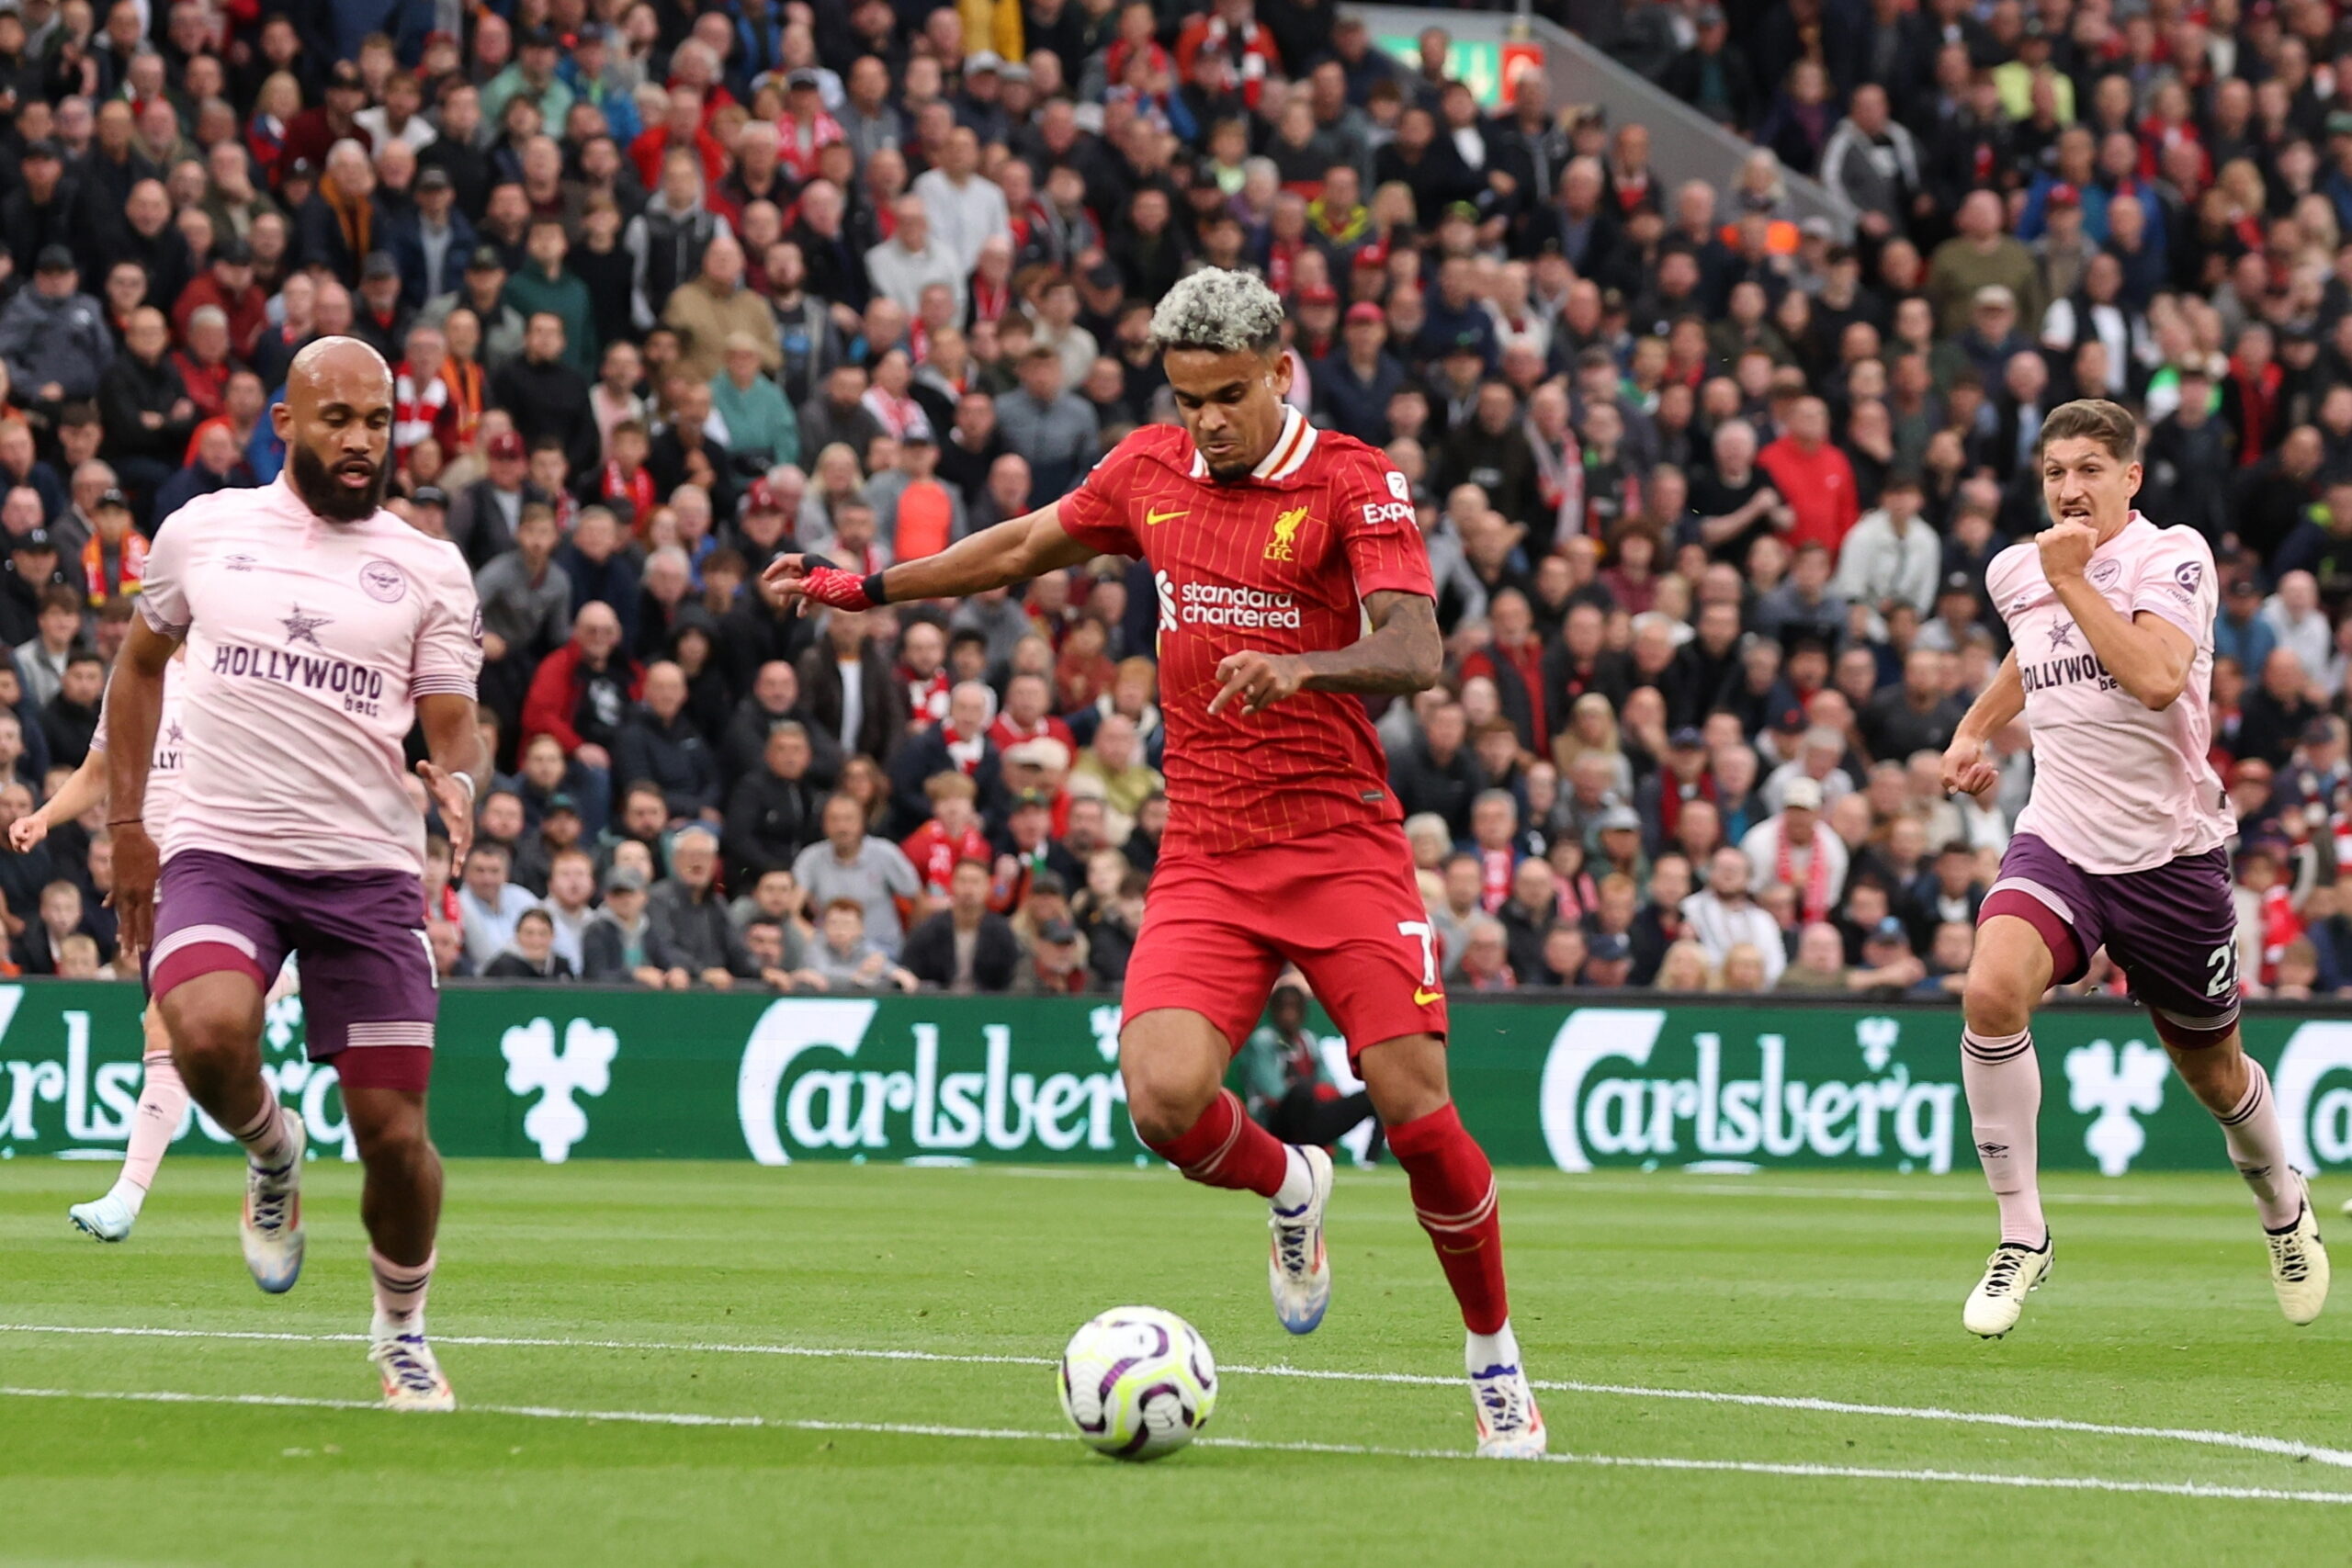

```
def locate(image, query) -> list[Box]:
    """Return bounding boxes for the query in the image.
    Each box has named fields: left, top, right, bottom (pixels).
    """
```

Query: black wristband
left=861, top=571, right=889, bottom=606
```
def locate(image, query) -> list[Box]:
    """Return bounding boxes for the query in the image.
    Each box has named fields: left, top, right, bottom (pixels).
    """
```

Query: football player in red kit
left=761, top=269, right=1543, bottom=1457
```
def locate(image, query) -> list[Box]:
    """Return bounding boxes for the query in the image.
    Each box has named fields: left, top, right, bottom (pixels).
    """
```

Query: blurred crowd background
left=0, top=0, right=2346, bottom=1012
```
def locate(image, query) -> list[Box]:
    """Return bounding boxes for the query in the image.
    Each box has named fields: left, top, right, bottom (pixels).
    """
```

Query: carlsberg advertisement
left=6, top=983, right=2352, bottom=1178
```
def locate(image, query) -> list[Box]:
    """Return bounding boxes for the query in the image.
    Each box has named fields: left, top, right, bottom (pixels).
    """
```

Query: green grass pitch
left=2, top=1157, right=2348, bottom=1566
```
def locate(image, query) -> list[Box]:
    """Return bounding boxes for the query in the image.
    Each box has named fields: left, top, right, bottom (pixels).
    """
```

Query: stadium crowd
left=0, top=0, right=2350, bottom=1004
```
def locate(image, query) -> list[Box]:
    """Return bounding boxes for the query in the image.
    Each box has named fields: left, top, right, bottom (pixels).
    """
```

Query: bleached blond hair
left=1149, top=267, right=1285, bottom=356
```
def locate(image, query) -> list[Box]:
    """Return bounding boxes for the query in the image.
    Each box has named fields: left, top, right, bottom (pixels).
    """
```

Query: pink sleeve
left=138, top=509, right=193, bottom=637
left=1337, top=450, right=1435, bottom=599
left=2131, top=529, right=2218, bottom=646
left=410, top=546, right=485, bottom=700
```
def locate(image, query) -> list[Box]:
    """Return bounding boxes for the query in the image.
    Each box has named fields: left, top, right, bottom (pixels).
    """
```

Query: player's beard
left=290, top=444, right=389, bottom=523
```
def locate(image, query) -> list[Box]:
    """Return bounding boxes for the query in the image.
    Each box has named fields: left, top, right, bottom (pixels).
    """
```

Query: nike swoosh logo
left=1145, top=507, right=1185, bottom=525
left=1414, top=987, right=1443, bottom=1006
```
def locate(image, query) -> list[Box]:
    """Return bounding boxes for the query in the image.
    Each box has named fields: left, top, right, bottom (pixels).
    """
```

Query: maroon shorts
left=149, top=849, right=438, bottom=1091
left=1122, top=819, right=1446, bottom=1058
left=1980, top=831, right=2240, bottom=1032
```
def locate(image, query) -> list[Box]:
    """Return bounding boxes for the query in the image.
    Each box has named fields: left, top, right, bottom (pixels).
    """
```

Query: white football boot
left=240, top=1110, right=306, bottom=1294
left=1470, top=1358, right=1548, bottom=1459
left=369, top=1332, right=457, bottom=1412
left=1268, top=1145, right=1334, bottom=1335
left=68, top=1191, right=137, bottom=1243
left=2266, top=1193, right=2331, bottom=1326
left=1962, top=1236, right=2052, bottom=1338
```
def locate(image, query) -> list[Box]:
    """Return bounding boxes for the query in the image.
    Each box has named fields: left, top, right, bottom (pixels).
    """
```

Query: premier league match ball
left=1057, top=1306, right=1218, bottom=1461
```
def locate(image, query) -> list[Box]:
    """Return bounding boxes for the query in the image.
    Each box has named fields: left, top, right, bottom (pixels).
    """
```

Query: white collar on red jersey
left=1186, top=405, right=1319, bottom=483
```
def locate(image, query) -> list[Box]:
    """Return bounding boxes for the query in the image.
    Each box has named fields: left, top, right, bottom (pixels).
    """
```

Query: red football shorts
left=1121, top=820, right=1447, bottom=1058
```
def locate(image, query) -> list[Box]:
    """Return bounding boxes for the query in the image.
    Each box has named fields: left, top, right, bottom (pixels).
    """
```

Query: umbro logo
left=225, top=553, right=257, bottom=571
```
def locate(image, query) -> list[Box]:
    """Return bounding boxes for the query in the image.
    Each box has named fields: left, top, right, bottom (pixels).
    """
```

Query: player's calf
left=2158, top=1020, right=2332, bottom=1324
left=1123, top=1011, right=1293, bottom=1198
left=345, top=1086, right=444, bottom=1264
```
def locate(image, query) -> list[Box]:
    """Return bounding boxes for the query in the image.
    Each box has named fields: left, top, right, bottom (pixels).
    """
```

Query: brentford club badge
left=359, top=558, right=409, bottom=603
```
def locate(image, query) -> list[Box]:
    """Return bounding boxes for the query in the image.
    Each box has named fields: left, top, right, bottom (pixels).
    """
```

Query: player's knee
left=1961, top=969, right=2034, bottom=1037
left=1358, top=1034, right=1450, bottom=1126
left=345, top=1091, right=434, bottom=1166
left=1123, top=1065, right=1217, bottom=1146
left=355, top=1117, right=437, bottom=1175
left=165, top=1006, right=254, bottom=1069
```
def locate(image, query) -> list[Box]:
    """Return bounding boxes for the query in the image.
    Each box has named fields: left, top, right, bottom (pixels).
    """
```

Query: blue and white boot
left=1267, top=1145, right=1334, bottom=1335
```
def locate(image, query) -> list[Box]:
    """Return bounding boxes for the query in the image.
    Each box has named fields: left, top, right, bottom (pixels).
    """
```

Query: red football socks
left=1145, top=1089, right=1291, bottom=1198
left=1389, top=1102, right=1510, bottom=1335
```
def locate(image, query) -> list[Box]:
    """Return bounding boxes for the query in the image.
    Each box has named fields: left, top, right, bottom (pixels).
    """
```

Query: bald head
left=277, top=336, right=394, bottom=522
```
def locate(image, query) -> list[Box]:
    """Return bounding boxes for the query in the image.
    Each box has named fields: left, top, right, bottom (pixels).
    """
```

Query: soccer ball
left=1057, top=1306, right=1217, bottom=1461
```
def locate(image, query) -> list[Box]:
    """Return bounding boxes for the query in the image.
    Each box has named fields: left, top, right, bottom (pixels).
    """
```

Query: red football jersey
left=1058, top=409, right=1434, bottom=856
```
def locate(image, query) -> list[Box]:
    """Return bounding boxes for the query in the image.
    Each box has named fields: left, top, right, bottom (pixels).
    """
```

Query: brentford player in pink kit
left=1942, top=399, right=2329, bottom=1337
left=107, top=338, right=485, bottom=1409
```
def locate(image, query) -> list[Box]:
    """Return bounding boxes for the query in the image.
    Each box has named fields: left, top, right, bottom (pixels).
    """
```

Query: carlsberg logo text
left=738, top=998, right=1135, bottom=1164
left=1539, top=1010, right=1961, bottom=1173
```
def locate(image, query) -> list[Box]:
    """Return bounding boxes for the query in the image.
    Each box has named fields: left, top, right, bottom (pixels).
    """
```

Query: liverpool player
left=108, top=337, right=485, bottom=1408
left=1942, top=398, right=2328, bottom=1337
left=763, top=270, right=1544, bottom=1457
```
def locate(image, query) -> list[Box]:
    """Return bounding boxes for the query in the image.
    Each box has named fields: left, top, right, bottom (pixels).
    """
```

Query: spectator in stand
left=1860, top=648, right=1966, bottom=761
left=1390, top=700, right=1481, bottom=840
left=14, top=587, right=81, bottom=714
left=1683, top=845, right=1786, bottom=985
left=663, top=231, right=777, bottom=387
left=2240, top=647, right=2324, bottom=770
left=492, top=311, right=599, bottom=478
left=474, top=500, right=572, bottom=719
left=0, top=249, right=110, bottom=420
left=1012, top=917, right=1094, bottom=995
left=1777, top=920, right=1850, bottom=992
left=537, top=847, right=599, bottom=974
left=78, top=489, right=146, bottom=606
left=792, top=790, right=920, bottom=956
left=1740, top=775, right=1849, bottom=930
left=153, top=420, right=255, bottom=521
left=523, top=599, right=641, bottom=807
left=993, top=344, right=1098, bottom=501
left=806, top=897, right=920, bottom=993
left=1755, top=397, right=1858, bottom=558
left=724, top=720, right=826, bottom=890
left=1834, top=470, right=1941, bottom=621
left=582, top=863, right=655, bottom=983
left=901, top=855, right=1022, bottom=992
left=709, top=333, right=799, bottom=471
left=40, top=651, right=101, bottom=768
left=614, top=660, right=721, bottom=825
left=483, top=907, right=575, bottom=979
left=644, top=825, right=753, bottom=988
left=457, top=840, right=539, bottom=971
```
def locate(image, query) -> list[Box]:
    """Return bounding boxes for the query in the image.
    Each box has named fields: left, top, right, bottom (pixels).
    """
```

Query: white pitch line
left=1500, top=1179, right=2163, bottom=1207
left=2, top=1383, right=2348, bottom=1507
left=6, top=1321, right=2347, bottom=1471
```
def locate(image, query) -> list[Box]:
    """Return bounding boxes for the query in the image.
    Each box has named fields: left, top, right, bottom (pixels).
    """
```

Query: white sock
left=371, top=1309, right=426, bottom=1343
left=1466, top=1320, right=1522, bottom=1375
left=1272, top=1146, right=1315, bottom=1212
left=104, top=1176, right=147, bottom=1216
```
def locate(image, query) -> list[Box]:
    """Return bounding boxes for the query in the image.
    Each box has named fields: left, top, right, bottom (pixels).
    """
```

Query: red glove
left=794, top=555, right=888, bottom=611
